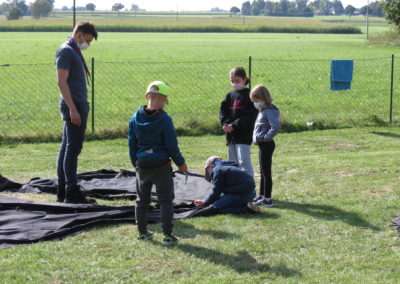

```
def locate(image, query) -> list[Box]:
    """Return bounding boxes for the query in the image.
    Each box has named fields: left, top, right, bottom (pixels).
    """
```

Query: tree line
left=233, top=0, right=385, bottom=17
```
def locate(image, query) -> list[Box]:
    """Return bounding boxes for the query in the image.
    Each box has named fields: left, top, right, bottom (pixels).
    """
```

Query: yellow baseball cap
left=146, top=81, right=169, bottom=96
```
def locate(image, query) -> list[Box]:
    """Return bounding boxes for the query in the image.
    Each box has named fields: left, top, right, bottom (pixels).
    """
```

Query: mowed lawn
left=1, top=127, right=399, bottom=283
left=1, top=32, right=400, bottom=139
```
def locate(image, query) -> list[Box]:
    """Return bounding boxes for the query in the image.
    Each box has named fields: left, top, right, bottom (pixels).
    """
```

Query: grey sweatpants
left=135, top=163, right=174, bottom=236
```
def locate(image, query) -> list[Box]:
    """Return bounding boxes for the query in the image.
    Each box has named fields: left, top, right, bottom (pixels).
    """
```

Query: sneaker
left=137, top=231, right=154, bottom=241
left=162, top=234, right=179, bottom=246
left=263, top=198, right=273, bottom=208
left=254, top=196, right=266, bottom=206
left=253, top=195, right=264, bottom=203
left=247, top=201, right=260, bottom=213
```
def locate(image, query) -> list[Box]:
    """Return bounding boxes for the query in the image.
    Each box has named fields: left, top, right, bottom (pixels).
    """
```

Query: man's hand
left=70, top=109, right=81, bottom=126
left=178, top=163, right=188, bottom=172
left=194, top=200, right=204, bottom=207
left=223, top=124, right=234, bottom=133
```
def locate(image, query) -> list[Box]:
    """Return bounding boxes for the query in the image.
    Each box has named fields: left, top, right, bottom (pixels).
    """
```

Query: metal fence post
left=248, top=56, right=252, bottom=90
left=390, top=54, right=394, bottom=124
left=91, top=57, right=95, bottom=133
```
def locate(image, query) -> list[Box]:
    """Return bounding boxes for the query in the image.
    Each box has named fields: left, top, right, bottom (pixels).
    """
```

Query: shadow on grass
left=159, top=242, right=301, bottom=277
left=371, top=131, right=400, bottom=139
left=275, top=200, right=380, bottom=231
left=174, top=220, right=241, bottom=239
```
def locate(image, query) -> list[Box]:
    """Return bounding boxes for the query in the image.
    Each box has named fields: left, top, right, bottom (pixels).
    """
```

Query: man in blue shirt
left=55, top=22, right=98, bottom=203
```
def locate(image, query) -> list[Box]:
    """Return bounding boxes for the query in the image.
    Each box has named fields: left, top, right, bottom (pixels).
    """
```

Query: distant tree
left=251, top=0, right=266, bottom=15
left=86, top=3, right=96, bottom=11
left=333, top=0, right=344, bottom=14
left=30, top=0, right=52, bottom=19
left=211, top=7, right=224, bottom=12
left=230, top=6, right=240, bottom=14
left=263, top=0, right=274, bottom=15
left=384, top=0, right=400, bottom=29
left=344, top=4, right=356, bottom=17
left=112, top=3, right=124, bottom=12
left=241, top=1, right=251, bottom=15
left=295, top=0, right=308, bottom=12
left=279, top=0, right=290, bottom=14
left=130, top=3, right=139, bottom=11
left=61, top=5, right=68, bottom=11
left=6, top=6, right=22, bottom=19
left=301, top=6, right=314, bottom=16
left=361, top=1, right=384, bottom=16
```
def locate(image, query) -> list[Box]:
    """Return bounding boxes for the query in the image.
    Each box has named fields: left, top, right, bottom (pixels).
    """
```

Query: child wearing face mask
left=250, top=84, right=281, bottom=208
left=219, top=67, right=258, bottom=178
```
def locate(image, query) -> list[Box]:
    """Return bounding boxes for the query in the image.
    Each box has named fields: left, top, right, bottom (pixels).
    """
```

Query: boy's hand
left=178, top=163, right=188, bottom=172
left=194, top=200, right=204, bottom=207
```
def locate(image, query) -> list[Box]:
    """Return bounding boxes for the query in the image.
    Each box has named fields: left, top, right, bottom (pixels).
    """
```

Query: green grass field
left=1, top=31, right=400, bottom=140
left=1, top=127, right=399, bottom=282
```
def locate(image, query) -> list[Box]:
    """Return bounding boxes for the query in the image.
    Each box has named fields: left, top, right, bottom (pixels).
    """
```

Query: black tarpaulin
left=0, top=169, right=210, bottom=247
left=393, top=216, right=400, bottom=235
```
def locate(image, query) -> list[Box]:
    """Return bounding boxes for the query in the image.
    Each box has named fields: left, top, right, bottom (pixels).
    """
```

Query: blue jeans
left=57, top=100, right=89, bottom=191
left=213, top=189, right=256, bottom=214
left=228, top=143, right=254, bottom=178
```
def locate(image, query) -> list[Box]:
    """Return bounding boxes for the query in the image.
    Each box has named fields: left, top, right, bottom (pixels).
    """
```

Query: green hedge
left=0, top=23, right=361, bottom=34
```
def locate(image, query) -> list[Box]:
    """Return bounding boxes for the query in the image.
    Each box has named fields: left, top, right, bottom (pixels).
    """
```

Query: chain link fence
left=0, top=56, right=399, bottom=140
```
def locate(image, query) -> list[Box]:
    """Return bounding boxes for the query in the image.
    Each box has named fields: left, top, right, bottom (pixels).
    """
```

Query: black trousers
left=135, top=163, right=174, bottom=236
left=258, top=140, right=275, bottom=198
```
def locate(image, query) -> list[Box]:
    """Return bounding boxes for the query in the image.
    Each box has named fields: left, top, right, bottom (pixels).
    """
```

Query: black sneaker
left=263, top=198, right=273, bottom=208
left=65, top=186, right=93, bottom=204
left=162, top=234, right=179, bottom=246
left=137, top=231, right=154, bottom=241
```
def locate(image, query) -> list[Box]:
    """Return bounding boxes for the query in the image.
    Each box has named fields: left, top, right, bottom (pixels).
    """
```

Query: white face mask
left=231, top=81, right=245, bottom=91
left=78, top=41, right=89, bottom=50
left=78, top=35, right=89, bottom=50
left=253, top=101, right=265, bottom=110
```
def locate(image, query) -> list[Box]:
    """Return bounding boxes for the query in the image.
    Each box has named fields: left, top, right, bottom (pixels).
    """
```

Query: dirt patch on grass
left=335, top=172, right=354, bottom=177
left=361, top=189, right=390, bottom=196
left=328, top=143, right=359, bottom=149
left=286, top=169, right=299, bottom=173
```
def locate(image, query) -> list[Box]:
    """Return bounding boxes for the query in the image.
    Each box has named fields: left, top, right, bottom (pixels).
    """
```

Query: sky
left=53, top=0, right=371, bottom=11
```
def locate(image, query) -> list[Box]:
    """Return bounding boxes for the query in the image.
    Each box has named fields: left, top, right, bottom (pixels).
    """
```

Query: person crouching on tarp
left=192, top=156, right=260, bottom=217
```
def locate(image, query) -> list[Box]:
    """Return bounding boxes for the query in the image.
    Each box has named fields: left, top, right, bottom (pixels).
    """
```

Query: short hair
left=73, top=22, right=98, bottom=40
left=230, top=66, right=250, bottom=86
left=250, top=84, right=273, bottom=105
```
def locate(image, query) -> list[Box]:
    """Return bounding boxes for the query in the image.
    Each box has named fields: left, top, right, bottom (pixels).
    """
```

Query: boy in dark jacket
left=128, top=81, right=188, bottom=246
left=193, top=156, right=259, bottom=216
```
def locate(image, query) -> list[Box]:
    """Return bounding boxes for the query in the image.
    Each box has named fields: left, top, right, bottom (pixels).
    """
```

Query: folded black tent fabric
left=0, top=169, right=211, bottom=202
left=0, top=169, right=210, bottom=247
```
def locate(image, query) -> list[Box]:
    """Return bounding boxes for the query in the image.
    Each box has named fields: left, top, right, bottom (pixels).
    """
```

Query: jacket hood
left=134, top=106, right=167, bottom=132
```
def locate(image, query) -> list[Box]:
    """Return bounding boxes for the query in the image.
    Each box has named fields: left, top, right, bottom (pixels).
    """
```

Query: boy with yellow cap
left=129, top=81, right=188, bottom=246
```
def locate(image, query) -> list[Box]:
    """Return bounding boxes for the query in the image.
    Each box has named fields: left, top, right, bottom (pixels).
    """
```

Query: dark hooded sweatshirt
left=128, top=106, right=185, bottom=168
left=219, top=88, right=258, bottom=145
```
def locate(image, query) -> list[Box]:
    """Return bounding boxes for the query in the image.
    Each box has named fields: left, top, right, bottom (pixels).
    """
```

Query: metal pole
left=176, top=3, right=178, bottom=21
left=91, top=57, right=95, bottom=132
left=248, top=56, right=252, bottom=90
left=73, top=0, right=76, bottom=27
left=390, top=54, right=394, bottom=124
left=366, top=0, right=369, bottom=40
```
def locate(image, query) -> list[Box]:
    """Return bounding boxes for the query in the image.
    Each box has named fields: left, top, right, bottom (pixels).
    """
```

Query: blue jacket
left=128, top=106, right=185, bottom=167
left=204, top=160, right=255, bottom=206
